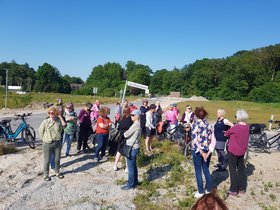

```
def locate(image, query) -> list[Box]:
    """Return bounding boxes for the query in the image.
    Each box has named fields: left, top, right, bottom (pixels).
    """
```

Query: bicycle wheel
left=25, top=126, right=36, bottom=149
left=184, top=141, right=193, bottom=164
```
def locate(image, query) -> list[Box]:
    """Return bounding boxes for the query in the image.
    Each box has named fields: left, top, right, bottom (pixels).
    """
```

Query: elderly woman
left=214, top=109, right=233, bottom=172
left=94, top=107, right=112, bottom=162
left=191, top=107, right=216, bottom=198
left=121, top=109, right=142, bottom=190
left=39, top=107, right=66, bottom=181
left=225, top=109, right=250, bottom=196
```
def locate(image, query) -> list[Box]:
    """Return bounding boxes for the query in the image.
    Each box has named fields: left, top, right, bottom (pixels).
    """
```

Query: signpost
left=119, top=89, right=123, bottom=102
left=121, top=80, right=149, bottom=103
left=93, top=87, right=98, bottom=100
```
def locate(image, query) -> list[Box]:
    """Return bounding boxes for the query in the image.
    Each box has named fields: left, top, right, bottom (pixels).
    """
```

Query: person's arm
left=224, top=118, right=234, bottom=127
left=58, top=115, right=66, bottom=127
left=124, top=123, right=136, bottom=139
left=39, top=120, right=46, bottom=139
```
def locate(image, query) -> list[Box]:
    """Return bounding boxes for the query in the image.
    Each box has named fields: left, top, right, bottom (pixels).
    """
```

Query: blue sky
left=0, top=0, right=280, bottom=81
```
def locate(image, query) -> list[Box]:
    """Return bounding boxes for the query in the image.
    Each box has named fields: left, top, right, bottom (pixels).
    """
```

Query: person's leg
left=50, top=151, right=55, bottom=170
left=65, top=134, right=73, bottom=156
left=125, top=149, right=139, bottom=188
left=114, top=152, right=121, bottom=169
left=145, top=136, right=150, bottom=151
left=94, top=134, right=103, bottom=159
left=101, top=134, right=108, bottom=157
left=228, top=152, right=239, bottom=193
left=77, top=128, right=83, bottom=151
left=43, top=143, right=51, bottom=177
left=54, top=141, right=62, bottom=174
left=133, top=149, right=140, bottom=186
left=202, top=153, right=213, bottom=192
left=237, top=155, right=246, bottom=192
left=220, top=149, right=226, bottom=169
left=192, top=150, right=204, bottom=194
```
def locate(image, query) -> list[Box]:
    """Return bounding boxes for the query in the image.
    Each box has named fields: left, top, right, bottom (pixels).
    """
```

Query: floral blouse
left=191, top=119, right=216, bottom=153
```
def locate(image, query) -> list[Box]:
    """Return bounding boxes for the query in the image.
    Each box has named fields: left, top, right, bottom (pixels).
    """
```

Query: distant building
left=70, top=83, right=83, bottom=91
left=169, top=91, right=181, bottom=98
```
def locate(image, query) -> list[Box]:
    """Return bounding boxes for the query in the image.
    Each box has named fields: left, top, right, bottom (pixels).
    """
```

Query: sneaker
left=193, top=191, right=204, bottom=198
left=121, top=185, right=134, bottom=190
left=215, top=168, right=226, bottom=172
left=205, top=190, right=211, bottom=194
left=101, top=156, right=108, bottom=161
left=227, top=190, right=238, bottom=196
left=56, top=173, right=64, bottom=179
left=113, top=166, right=118, bottom=171
left=44, top=176, right=51, bottom=181
left=93, top=158, right=99, bottom=163
left=125, top=168, right=128, bottom=173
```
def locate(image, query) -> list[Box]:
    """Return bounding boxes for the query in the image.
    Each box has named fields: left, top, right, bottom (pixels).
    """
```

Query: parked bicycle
left=0, top=113, right=36, bottom=149
left=248, top=120, right=280, bottom=153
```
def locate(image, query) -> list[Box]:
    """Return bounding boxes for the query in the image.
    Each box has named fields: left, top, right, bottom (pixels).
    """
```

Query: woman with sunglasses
left=62, top=102, right=77, bottom=157
left=39, top=107, right=66, bottom=181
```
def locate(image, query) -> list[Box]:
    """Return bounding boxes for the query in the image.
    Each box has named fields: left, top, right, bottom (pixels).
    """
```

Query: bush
left=249, top=82, right=280, bottom=102
left=0, top=143, right=17, bottom=155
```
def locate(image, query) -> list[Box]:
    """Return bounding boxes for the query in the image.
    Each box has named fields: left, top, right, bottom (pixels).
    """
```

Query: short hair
left=142, top=99, right=148, bottom=105
left=191, top=190, right=228, bottom=210
left=48, top=106, right=59, bottom=116
left=150, top=104, right=156, bottom=109
left=99, top=106, right=109, bottom=116
left=86, top=102, right=92, bottom=109
left=235, top=109, right=249, bottom=122
left=194, top=107, right=208, bottom=119
left=217, top=109, right=226, bottom=116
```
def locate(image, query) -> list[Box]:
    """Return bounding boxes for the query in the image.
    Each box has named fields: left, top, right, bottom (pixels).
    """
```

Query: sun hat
left=131, top=109, right=141, bottom=116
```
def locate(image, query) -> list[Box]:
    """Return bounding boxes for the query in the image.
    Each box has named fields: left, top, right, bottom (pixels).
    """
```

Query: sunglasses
left=131, top=114, right=135, bottom=117
left=49, top=112, right=55, bottom=115
left=66, top=107, right=72, bottom=109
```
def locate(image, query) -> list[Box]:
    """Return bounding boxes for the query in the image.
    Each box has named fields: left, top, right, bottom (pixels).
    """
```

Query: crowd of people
left=38, top=97, right=250, bottom=208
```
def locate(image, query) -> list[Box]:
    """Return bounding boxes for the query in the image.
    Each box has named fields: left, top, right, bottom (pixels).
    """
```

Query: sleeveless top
left=214, top=119, right=229, bottom=142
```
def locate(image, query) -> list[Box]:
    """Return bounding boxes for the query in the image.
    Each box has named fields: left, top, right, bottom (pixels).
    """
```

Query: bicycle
left=0, top=113, right=36, bottom=149
left=248, top=120, right=280, bottom=153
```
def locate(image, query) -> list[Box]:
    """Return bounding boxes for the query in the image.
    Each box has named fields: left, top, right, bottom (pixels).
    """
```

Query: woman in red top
left=94, top=107, right=112, bottom=162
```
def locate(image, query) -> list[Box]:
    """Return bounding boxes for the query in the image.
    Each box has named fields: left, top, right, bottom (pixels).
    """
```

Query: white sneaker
left=125, top=168, right=128, bottom=173
left=193, top=191, right=204, bottom=198
left=205, top=190, right=211, bottom=194
left=113, top=166, right=118, bottom=171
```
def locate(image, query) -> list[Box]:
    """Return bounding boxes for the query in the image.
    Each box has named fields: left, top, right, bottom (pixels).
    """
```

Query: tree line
left=0, top=43, right=279, bottom=102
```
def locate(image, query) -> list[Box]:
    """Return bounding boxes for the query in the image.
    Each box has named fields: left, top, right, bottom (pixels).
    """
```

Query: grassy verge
left=177, top=100, right=280, bottom=124
left=134, top=139, right=197, bottom=209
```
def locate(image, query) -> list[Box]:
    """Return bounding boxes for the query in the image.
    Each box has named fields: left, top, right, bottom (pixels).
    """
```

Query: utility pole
left=4, top=68, right=8, bottom=109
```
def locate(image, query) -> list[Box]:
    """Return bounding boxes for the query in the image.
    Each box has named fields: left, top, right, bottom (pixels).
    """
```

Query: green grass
left=0, top=92, right=138, bottom=109
left=177, top=100, right=280, bottom=124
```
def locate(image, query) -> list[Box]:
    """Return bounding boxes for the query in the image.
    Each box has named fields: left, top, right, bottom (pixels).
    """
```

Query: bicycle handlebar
left=14, top=113, right=32, bottom=118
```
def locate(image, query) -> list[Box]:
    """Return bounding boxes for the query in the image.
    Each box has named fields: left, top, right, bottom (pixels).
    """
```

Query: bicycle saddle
left=0, top=118, right=13, bottom=125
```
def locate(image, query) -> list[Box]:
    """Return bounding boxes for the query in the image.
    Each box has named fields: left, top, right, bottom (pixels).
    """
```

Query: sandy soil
left=0, top=97, right=279, bottom=210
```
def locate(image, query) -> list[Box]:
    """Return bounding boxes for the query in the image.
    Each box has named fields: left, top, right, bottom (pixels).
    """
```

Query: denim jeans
left=95, top=133, right=109, bottom=159
left=216, top=149, right=226, bottom=169
left=62, top=133, right=74, bottom=156
left=192, top=150, right=213, bottom=193
left=126, top=148, right=140, bottom=188
left=43, top=141, right=61, bottom=176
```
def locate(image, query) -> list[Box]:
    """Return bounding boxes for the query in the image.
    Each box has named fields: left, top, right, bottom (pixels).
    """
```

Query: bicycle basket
left=250, top=123, right=266, bottom=134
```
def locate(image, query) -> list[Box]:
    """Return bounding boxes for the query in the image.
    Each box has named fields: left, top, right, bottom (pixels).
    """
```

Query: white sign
left=93, top=87, right=98, bottom=94
left=127, top=81, right=148, bottom=90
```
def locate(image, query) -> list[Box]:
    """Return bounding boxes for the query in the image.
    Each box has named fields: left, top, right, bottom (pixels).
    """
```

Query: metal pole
left=5, top=68, right=8, bottom=109
left=121, top=80, right=127, bottom=104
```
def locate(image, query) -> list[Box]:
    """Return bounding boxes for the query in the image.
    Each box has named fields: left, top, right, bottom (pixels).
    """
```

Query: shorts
left=145, top=127, right=156, bottom=137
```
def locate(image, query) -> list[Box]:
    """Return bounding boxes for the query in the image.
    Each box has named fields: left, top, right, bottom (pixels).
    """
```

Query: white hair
left=235, top=109, right=249, bottom=122
left=217, top=109, right=226, bottom=116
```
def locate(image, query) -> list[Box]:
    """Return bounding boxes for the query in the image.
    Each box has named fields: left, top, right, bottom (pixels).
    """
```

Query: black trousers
left=228, top=152, right=247, bottom=192
left=77, top=125, right=90, bottom=151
